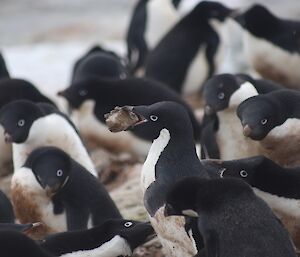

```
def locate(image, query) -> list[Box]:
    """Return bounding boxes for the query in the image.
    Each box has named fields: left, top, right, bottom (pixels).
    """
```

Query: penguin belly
left=261, top=118, right=300, bottom=167
left=0, top=125, right=12, bottom=176
left=72, top=101, right=151, bottom=157
left=217, top=109, right=262, bottom=160
left=243, top=31, right=300, bottom=88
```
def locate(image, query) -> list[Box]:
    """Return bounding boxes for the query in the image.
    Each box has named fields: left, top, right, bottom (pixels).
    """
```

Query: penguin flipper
left=66, top=207, right=89, bottom=231
left=205, top=29, right=220, bottom=78
left=198, top=218, right=219, bottom=257
left=200, top=113, right=220, bottom=159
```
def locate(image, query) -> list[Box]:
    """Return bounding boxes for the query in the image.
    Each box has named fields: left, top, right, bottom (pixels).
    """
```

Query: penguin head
left=96, top=219, right=155, bottom=252
left=112, top=101, right=194, bottom=141
left=201, top=156, right=267, bottom=185
left=237, top=95, right=286, bottom=140
left=0, top=100, right=43, bottom=143
left=58, top=80, right=92, bottom=109
left=28, top=147, right=71, bottom=197
left=194, top=1, right=234, bottom=22
left=234, top=4, right=278, bottom=37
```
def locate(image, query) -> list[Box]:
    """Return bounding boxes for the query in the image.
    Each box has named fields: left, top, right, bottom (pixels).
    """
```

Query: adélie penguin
left=201, top=73, right=281, bottom=159
left=164, top=177, right=297, bottom=257
left=0, top=100, right=96, bottom=237
left=237, top=89, right=300, bottom=167
left=126, top=0, right=179, bottom=74
left=202, top=155, right=300, bottom=250
left=106, top=101, right=211, bottom=257
left=145, top=1, right=235, bottom=95
left=0, top=52, right=9, bottom=79
left=29, top=146, right=121, bottom=231
left=58, top=77, right=201, bottom=158
left=235, top=4, right=300, bottom=88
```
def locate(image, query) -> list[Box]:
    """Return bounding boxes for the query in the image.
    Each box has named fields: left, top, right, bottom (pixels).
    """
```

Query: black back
left=0, top=190, right=14, bottom=223
left=0, top=52, right=9, bottom=79
left=145, top=1, right=232, bottom=93
left=126, top=0, right=148, bottom=73
left=236, top=4, right=300, bottom=54
left=61, top=77, right=202, bottom=141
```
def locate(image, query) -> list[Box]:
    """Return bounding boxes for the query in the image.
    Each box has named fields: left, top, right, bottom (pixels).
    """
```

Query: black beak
left=4, top=132, right=13, bottom=144
left=243, top=124, right=252, bottom=137
left=201, top=159, right=226, bottom=178
left=164, top=204, right=178, bottom=217
left=204, top=105, right=215, bottom=115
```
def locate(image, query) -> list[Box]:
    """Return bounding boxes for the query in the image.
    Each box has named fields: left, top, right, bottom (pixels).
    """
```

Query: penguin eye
left=261, top=119, right=268, bottom=125
left=17, top=119, right=25, bottom=127
left=240, top=170, right=248, bottom=178
left=124, top=221, right=133, bottom=227
left=218, top=92, right=225, bottom=100
left=79, top=90, right=88, bottom=96
left=56, top=170, right=63, bottom=177
left=150, top=115, right=158, bottom=122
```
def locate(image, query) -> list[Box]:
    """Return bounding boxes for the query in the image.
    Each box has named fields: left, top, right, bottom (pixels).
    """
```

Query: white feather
left=228, top=81, right=258, bottom=108
left=0, top=125, right=12, bottom=176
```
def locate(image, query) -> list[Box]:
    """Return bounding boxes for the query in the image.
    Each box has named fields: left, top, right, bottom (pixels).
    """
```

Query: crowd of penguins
left=1, top=0, right=300, bottom=256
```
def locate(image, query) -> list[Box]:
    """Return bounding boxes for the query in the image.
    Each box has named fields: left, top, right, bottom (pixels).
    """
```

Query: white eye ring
left=57, top=170, right=63, bottom=177
left=124, top=221, right=133, bottom=227
left=261, top=119, right=268, bottom=125
left=240, top=170, right=248, bottom=178
left=218, top=92, right=225, bottom=100
left=79, top=90, right=87, bottom=96
left=150, top=115, right=158, bottom=122
left=18, top=119, right=25, bottom=127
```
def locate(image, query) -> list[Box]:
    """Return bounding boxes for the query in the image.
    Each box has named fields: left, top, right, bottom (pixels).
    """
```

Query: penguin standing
left=201, top=73, right=281, bottom=159
left=202, top=156, right=300, bottom=250
left=165, top=177, right=297, bottom=257
left=126, top=0, right=179, bottom=74
left=145, top=1, right=234, bottom=94
left=235, top=4, right=300, bottom=88
left=0, top=78, right=55, bottom=176
left=71, top=45, right=127, bottom=83
left=237, top=89, right=300, bottom=167
left=106, top=101, right=210, bottom=257
left=58, top=77, right=201, bottom=157
left=0, top=100, right=96, bottom=236
left=0, top=219, right=154, bottom=257
left=0, top=52, right=9, bottom=79
left=29, top=146, right=121, bottom=230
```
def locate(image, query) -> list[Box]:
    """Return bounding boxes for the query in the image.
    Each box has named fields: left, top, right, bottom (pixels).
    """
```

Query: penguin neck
left=228, top=81, right=258, bottom=108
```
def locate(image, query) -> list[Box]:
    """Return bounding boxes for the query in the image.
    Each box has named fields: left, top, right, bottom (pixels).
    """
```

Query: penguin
left=0, top=222, right=42, bottom=233
left=201, top=155, right=300, bottom=250
left=0, top=190, right=15, bottom=223
left=29, top=146, right=121, bottom=231
left=0, top=219, right=154, bottom=257
left=145, top=1, right=234, bottom=95
left=0, top=100, right=96, bottom=236
left=58, top=77, right=201, bottom=157
left=71, top=45, right=127, bottom=83
left=41, top=219, right=155, bottom=256
left=106, top=101, right=210, bottom=257
left=201, top=73, right=282, bottom=159
left=235, top=4, right=300, bottom=88
left=0, top=52, right=9, bottom=79
left=164, top=176, right=297, bottom=257
left=0, top=78, right=56, bottom=176
left=126, top=0, right=179, bottom=74
left=237, top=89, right=300, bottom=167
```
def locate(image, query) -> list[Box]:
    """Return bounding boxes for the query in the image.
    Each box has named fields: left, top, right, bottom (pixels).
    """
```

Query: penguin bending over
left=0, top=100, right=96, bottom=236
left=29, top=146, right=121, bottom=231
left=201, top=73, right=281, bottom=159
left=235, top=4, right=300, bottom=88
left=165, top=177, right=297, bottom=257
left=202, top=155, right=300, bottom=250
left=58, top=77, right=201, bottom=158
left=106, top=101, right=210, bottom=257
left=237, top=89, right=300, bottom=167
left=145, top=1, right=234, bottom=94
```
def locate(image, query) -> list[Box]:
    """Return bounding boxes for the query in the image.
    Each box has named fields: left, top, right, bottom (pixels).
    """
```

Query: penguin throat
left=228, top=81, right=258, bottom=108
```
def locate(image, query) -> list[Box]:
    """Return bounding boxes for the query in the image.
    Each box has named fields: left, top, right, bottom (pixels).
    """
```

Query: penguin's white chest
left=72, top=101, right=151, bottom=157
left=149, top=206, right=197, bottom=257
left=0, top=124, right=12, bottom=176
left=141, top=129, right=170, bottom=192
left=244, top=32, right=300, bottom=88
left=145, top=0, right=179, bottom=49
left=12, top=113, right=96, bottom=176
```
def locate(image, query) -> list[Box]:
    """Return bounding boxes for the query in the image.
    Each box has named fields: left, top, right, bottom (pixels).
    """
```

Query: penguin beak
left=4, top=131, right=13, bottom=143
left=201, top=159, right=225, bottom=178
left=164, top=204, right=178, bottom=217
left=44, top=185, right=58, bottom=198
left=229, top=8, right=240, bottom=18
left=204, top=105, right=215, bottom=115
left=57, top=90, right=67, bottom=98
left=243, top=124, right=252, bottom=137
left=22, top=222, right=43, bottom=234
